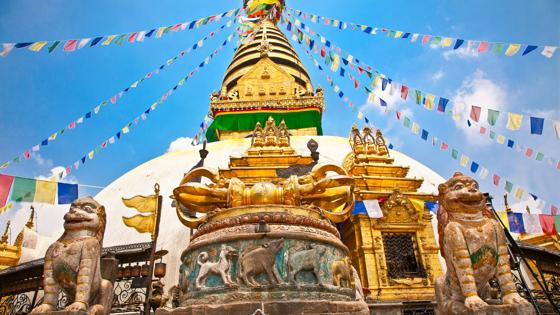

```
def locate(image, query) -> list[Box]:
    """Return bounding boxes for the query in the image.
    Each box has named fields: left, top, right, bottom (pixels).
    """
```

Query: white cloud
left=442, top=47, right=479, bottom=60
left=451, top=69, right=508, bottom=145
left=430, top=70, right=445, bottom=82
left=167, top=137, right=194, bottom=152
left=359, top=80, right=406, bottom=116
left=35, top=166, right=78, bottom=183
left=31, top=153, right=53, bottom=168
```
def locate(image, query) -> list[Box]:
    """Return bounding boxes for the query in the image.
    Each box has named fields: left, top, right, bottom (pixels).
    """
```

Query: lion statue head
left=437, top=172, right=492, bottom=256
left=61, top=196, right=107, bottom=246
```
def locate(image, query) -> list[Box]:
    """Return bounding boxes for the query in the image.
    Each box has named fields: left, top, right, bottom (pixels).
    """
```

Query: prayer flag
left=470, top=161, right=479, bottom=173
left=530, top=117, right=544, bottom=135
left=497, top=212, right=509, bottom=230
left=514, top=187, right=524, bottom=199
left=437, top=98, right=449, bottom=112
left=425, top=94, right=435, bottom=110
left=411, top=123, right=420, bottom=134
left=0, top=174, right=14, bottom=207
left=358, top=200, right=383, bottom=218
left=11, top=177, right=36, bottom=202
left=441, top=142, right=448, bottom=150
left=508, top=212, right=525, bottom=233
left=421, top=129, right=428, bottom=140
left=396, top=111, right=401, bottom=120
left=505, top=44, right=521, bottom=56
left=90, top=37, right=103, bottom=46
left=470, top=106, right=481, bottom=122
left=451, top=149, right=458, bottom=160
left=555, top=121, right=560, bottom=139
left=460, top=154, right=469, bottom=167
left=453, top=39, right=464, bottom=49
left=88, top=151, right=94, bottom=159
left=422, top=35, right=430, bottom=44
left=492, top=43, right=504, bottom=54
left=442, top=37, right=453, bottom=47
left=47, top=41, right=60, bottom=53
left=478, top=41, right=489, bottom=53
left=0, top=43, right=15, bottom=57
left=102, top=35, right=116, bottom=46
left=415, top=90, right=422, bottom=104
left=505, top=181, right=513, bottom=193
left=63, top=40, right=78, bottom=52
left=487, top=109, right=500, bottom=126
left=522, top=45, right=538, bottom=56
left=357, top=111, right=363, bottom=119
left=525, top=148, right=533, bottom=157
left=367, top=93, right=376, bottom=104
left=536, top=152, right=544, bottom=161
left=425, top=202, right=438, bottom=213
left=58, top=183, right=78, bottom=204
left=410, top=199, right=426, bottom=215
left=479, top=167, right=489, bottom=180
left=403, top=117, right=411, bottom=128
left=34, top=180, right=56, bottom=204
left=552, top=205, right=558, bottom=216
left=29, top=42, right=48, bottom=52
left=480, top=126, right=486, bottom=134
left=493, top=174, right=500, bottom=186
left=539, top=215, right=556, bottom=235
left=380, top=98, right=387, bottom=107
left=541, top=46, right=557, bottom=58
left=497, top=135, right=506, bottom=144
left=523, top=213, right=541, bottom=234
left=401, top=85, right=409, bottom=100
left=506, top=113, right=523, bottom=130
left=77, top=38, right=91, bottom=49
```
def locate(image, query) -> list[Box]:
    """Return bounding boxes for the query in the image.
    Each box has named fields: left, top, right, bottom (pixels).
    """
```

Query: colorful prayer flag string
left=288, top=7, right=558, bottom=59
left=283, top=14, right=559, bottom=142
left=57, top=33, right=235, bottom=180
left=0, top=20, right=237, bottom=172
left=0, top=8, right=241, bottom=57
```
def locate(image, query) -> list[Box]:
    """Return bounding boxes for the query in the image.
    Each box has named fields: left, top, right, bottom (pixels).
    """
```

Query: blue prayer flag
left=339, top=68, right=345, bottom=77
left=58, top=183, right=78, bottom=204
left=437, top=98, right=449, bottom=112
left=41, top=139, right=49, bottom=146
left=388, top=143, right=394, bottom=149
left=522, top=45, right=538, bottom=56
left=425, top=202, right=438, bottom=213
left=421, top=129, right=429, bottom=140
left=90, top=37, right=103, bottom=46
left=145, top=29, right=156, bottom=37
left=467, top=120, right=472, bottom=127
left=402, top=33, right=411, bottom=39
left=507, top=212, right=525, bottom=233
left=287, top=22, right=292, bottom=31
left=364, top=27, right=373, bottom=34
left=85, top=112, right=92, bottom=119
left=530, top=117, right=544, bottom=135
left=15, top=42, right=33, bottom=48
left=453, top=39, right=464, bottom=49
left=507, top=139, right=515, bottom=148
left=365, top=117, right=369, bottom=123
left=470, top=161, right=479, bottom=173
left=353, top=201, right=367, bottom=215
left=81, top=157, right=86, bottom=164
left=381, top=78, right=388, bottom=91
left=380, top=98, right=387, bottom=107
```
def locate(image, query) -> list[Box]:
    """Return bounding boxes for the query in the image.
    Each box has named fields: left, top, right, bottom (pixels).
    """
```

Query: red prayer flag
left=422, top=35, right=430, bottom=44
left=551, top=205, right=558, bottom=215
left=66, top=166, right=72, bottom=175
left=354, top=80, right=360, bottom=89
left=539, top=215, right=557, bottom=235
left=492, top=174, right=500, bottom=186
left=470, top=106, right=482, bottom=122
left=320, top=47, right=326, bottom=58
left=480, top=126, right=486, bottom=134
left=401, top=86, right=409, bottom=100
left=441, top=142, right=449, bottom=150
left=525, top=148, right=533, bottom=157
left=128, top=32, right=138, bottom=43
left=24, top=151, right=31, bottom=159
left=0, top=174, right=14, bottom=207
left=171, top=23, right=182, bottom=32
left=396, top=111, right=401, bottom=120
left=110, top=96, right=117, bottom=104
left=63, top=39, right=78, bottom=52
left=478, top=41, right=489, bottom=53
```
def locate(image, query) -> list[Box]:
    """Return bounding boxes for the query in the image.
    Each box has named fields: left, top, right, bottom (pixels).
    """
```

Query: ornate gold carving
left=377, top=189, right=419, bottom=224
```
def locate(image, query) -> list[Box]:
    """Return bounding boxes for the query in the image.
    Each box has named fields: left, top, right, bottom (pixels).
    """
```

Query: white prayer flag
left=363, top=200, right=383, bottom=218
left=522, top=213, right=542, bottom=234
left=541, top=46, right=557, bottom=58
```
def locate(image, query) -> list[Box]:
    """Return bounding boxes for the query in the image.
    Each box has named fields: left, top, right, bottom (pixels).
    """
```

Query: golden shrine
left=0, top=209, right=34, bottom=270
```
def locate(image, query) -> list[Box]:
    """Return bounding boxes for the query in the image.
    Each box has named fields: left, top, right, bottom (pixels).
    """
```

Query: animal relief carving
left=30, top=197, right=113, bottom=315
left=195, top=244, right=238, bottom=289
left=331, top=256, right=354, bottom=288
left=239, top=238, right=285, bottom=287
left=287, top=244, right=327, bottom=285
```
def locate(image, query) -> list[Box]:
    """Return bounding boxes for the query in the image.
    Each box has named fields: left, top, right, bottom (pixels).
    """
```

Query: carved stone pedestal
left=461, top=303, right=536, bottom=315
left=156, top=300, right=369, bottom=315
left=38, top=311, right=88, bottom=315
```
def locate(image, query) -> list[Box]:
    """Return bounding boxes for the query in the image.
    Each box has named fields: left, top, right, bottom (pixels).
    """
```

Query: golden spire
left=25, top=206, right=35, bottom=229
left=0, top=221, right=10, bottom=244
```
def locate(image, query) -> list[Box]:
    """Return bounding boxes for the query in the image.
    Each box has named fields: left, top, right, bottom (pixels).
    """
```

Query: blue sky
left=0, top=0, right=559, bottom=216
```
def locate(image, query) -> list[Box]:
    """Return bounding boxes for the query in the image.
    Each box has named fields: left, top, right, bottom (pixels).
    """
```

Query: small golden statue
left=174, top=164, right=355, bottom=228
left=435, top=173, right=533, bottom=315
left=264, top=116, right=278, bottom=146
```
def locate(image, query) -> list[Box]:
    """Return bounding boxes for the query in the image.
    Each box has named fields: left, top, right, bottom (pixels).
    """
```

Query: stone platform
left=156, top=300, right=369, bottom=315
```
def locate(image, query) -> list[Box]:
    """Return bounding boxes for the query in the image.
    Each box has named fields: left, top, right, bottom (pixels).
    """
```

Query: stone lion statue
left=31, top=196, right=114, bottom=315
left=435, top=172, right=533, bottom=315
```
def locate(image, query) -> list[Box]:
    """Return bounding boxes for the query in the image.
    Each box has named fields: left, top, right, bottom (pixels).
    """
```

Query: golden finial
left=525, top=205, right=531, bottom=214
left=25, top=206, right=35, bottom=229
left=504, top=194, right=512, bottom=213
left=1, top=220, right=10, bottom=244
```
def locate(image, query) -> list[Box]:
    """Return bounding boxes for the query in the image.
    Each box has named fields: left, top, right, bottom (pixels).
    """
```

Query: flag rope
left=0, top=8, right=242, bottom=57
left=0, top=18, right=238, bottom=172
left=287, top=7, right=558, bottom=59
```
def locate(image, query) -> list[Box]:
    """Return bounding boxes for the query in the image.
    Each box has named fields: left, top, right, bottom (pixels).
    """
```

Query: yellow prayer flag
left=497, top=135, right=506, bottom=144
left=122, top=214, right=155, bottom=235
left=410, top=198, right=425, bottom=214
left=156, top=27, right=166, bottom=38
left=195, top=19, right=204, bottom=27
left=460, top=154, right=469, bottom=167
left=330, top=54, right=340, bottom=72
left=357, top=111, right=364, bottom=119
left=29, top=42, right=48, bottom=52
left=505, top=44, right=521, bottom=56
left=367, top=93, right=376, bottom=104
left=88, top=151, right=94, bottom=159
left=35, top=180, right=56, bottom=204
left=442, top=38, right=453, bottom=47
left=130, top=81, right=138, bottom=88
left=395, top=31, right=403, bottom=38
left=48, top=133, right=57, bottom=141
left=425, top=94, right=435, bottom=110
left=197, top=39, right=204, bottom=48
left=122, top=126, right=130, bottom=134
left=506, top=113, right=523, bottom=130
left=514, top=187, right=524, bottom=200
left=122, top=194, right=158, bottom=213
left=412, top=122, right=420, bottom=134
left=372, top=75, right=379, bottom=88
left=102, top=35, right=116, bottom=46
left=497, top=212, right=509, bottom=230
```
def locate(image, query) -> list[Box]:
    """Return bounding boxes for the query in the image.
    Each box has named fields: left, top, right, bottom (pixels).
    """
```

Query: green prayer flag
left=489, top=131, right=496, bottom=140
left=12, top=157, right=20, bottom=163
left=536, top=152, right=544, bottom=161
left=11, top=177, right=36, bottom=202
left=403, top=117, right=411, bottom=128
left=487, top=109, right=500, bottom=126
left=48, top=41, right=60, bottom=53
left=114, top=34, right=127, bottom=45
left=431, top=36, right=442, bottom=45
left=451, top=149, right=458, bottom=160
left=415, top=90, right=422, bottom=104
left=492, top=43, right=504, bottom=54
left=505, top=181, right=513, bottom=193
